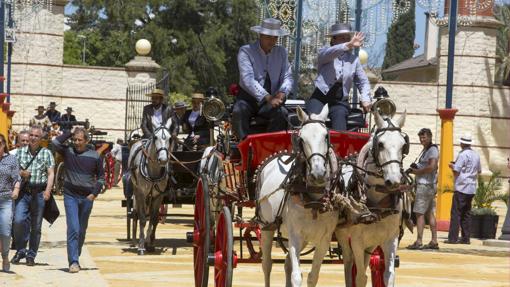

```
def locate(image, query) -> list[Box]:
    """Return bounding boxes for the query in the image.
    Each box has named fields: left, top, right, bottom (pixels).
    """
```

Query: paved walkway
left=2, top=187, right=509, bottom=286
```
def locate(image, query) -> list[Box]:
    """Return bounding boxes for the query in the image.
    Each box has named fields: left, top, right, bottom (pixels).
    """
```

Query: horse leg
left=382, top=237, right=398, bottom=287
left=351, top=244, right=368, bottom=287
left=145, top=211, right=159, bottom=253
left=288, top=231, right=303, bottom=287
left=306, top=240, right=329, bottom=287
left=261, top=230, right=274, bottom=287
left=284, top=253, right=292, bottom=287
left=137, top=210, right=147, bottom=255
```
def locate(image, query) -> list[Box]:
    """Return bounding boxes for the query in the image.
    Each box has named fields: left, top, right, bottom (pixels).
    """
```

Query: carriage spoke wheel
left=213, top=206, right=236, bottom=287
left=193, top=175, right=211, bottom=287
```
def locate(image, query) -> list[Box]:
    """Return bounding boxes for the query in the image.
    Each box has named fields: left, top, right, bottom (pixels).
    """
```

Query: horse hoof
left=137, top=249, right=145, bottom=256
left=146, top=246, right=156, bottom=253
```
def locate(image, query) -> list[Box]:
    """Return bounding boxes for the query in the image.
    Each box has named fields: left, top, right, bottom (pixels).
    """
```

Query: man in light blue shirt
left=307, top=23, right=372, bottom=131
left=232, top=18, right=293, bottom=140
left=445, top=134, right=481, bottom=244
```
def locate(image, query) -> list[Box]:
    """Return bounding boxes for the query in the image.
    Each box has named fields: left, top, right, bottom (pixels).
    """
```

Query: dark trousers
left=232, top=90, right=288, bottom=140
left=448, top=191, right=475, bottom=242
left=306, top=88, right=349, bottom=131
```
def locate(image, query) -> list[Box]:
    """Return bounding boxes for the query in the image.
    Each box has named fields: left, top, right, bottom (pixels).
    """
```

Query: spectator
left=444, top=133, right=481, bottom=244
left=12, top=126, right=55, bottom=266
left=9, top=131, right=29, bottom=155
left=0, top=134, right=21, bottom=272
left=29, top=106, right=50, bottom=132
left=45, top=102, right=61, bottom=123
left=52, top=127, right=104, bottom=273
left=110, top=139, right=123, bottom=187
left=60, top=107, right=77, bottom=123
left=406, top=128, right=439, bottom=250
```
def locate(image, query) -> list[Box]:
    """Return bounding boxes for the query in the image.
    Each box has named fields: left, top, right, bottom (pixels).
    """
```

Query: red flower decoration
left=228, top=83, right=239, bottom=97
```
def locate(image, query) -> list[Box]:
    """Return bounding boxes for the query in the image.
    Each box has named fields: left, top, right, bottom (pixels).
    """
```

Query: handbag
left=19, top=147, right=42, bottom=191
left=43, top=193, right=60, bottom=225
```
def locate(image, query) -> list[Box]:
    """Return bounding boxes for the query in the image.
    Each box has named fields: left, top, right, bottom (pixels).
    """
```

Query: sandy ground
left=1, top=186, right=509, bottom=287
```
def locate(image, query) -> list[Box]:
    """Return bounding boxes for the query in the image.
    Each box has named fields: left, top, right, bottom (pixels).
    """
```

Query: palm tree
left=495, top=5, right=510, bottom=85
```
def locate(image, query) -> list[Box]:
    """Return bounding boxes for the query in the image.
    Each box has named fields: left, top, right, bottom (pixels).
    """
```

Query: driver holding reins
left=232, top=18, right=294, bottom=140
left=307, top=23, right=372, bottom=131
left=140, top=88, right=176, bottom=139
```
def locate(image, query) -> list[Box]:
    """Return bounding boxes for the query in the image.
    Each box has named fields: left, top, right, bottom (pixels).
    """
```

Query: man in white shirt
left=232, top=18, right=294, bottom=140
left=110, top=139, right=124, bottom=187
left=445, top=134, right=481, bottom=245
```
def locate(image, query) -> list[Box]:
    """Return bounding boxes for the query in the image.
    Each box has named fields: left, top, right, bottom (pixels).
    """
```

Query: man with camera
left=406, top=128, right=439, bottom=250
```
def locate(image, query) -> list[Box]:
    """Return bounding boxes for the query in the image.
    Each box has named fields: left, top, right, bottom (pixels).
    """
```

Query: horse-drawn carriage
left=123, top=90, right=411, bottom=287
left=184, top=94, right=413, bottom=287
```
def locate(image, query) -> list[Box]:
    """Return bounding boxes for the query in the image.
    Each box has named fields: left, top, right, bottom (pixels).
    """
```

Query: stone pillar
left=125, top=56, right=160, bottom=85
left=10, top=0, right=67, bottom=128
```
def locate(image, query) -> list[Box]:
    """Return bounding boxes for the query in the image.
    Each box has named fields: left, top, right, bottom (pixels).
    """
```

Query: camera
left=405, top=163, right=418, bottom=174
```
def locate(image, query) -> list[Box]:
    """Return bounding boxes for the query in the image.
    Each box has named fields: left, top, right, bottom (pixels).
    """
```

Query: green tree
left=382, top=0, right=416, bottom=79
left=63, top=31, right=82, bottom=65
left=63, top=0, right=259, bottom=97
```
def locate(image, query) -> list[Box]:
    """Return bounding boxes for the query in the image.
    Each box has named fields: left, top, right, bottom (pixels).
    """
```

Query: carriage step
left=186, top=232, right=194, bottom=243
left=121, top=200, right=127, bottom=207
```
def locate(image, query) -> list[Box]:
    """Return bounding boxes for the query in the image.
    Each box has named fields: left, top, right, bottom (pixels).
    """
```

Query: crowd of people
left=28, top=102, right=78, bottom=136
left=0, top=126, right=104, bottom=273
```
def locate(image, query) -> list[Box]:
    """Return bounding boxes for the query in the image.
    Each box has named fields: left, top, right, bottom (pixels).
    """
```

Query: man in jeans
left=445, top=134, right=481, bottom=244
left=12, top=126, right=55, bottom=266
left=52, top=127, right=104, bottom=273
left=406, top=128, right=439, bottom=250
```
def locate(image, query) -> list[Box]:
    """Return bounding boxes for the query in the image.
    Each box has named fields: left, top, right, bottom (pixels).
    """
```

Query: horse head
left=151, top=117, right=172, bottom=165
left=370, top=110, right=408, bottom=190
left=296, top=105, right=330, bottom=187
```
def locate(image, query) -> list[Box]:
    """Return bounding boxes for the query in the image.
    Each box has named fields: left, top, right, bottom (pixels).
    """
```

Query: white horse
left=257, top=105, right=339, bottom=287
left=128, top=118, right=172, bottom=255
left=335, top=111, right=408, bottom=287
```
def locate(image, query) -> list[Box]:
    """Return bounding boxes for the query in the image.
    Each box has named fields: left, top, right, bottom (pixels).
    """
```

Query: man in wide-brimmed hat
left=61, top=107, right=77, bottom=122
left=181, top=93, right=210, bottom=150
left=232, top=18, right=293, bottom=140
left=29, top=106, right=50, bottom=131
left=140, top=88, right=176, bottom=139
left=45, top=101, right=61, bottom=123
left=307, top=23, right=372, bottom=131
left=445, top=133, right=481, bottom=245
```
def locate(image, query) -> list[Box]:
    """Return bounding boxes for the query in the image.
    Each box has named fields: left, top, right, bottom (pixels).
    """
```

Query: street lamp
left=77, top=34, right=87, bottom=64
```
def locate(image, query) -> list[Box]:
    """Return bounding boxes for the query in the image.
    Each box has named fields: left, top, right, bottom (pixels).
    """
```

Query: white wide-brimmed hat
left=326, top=23, right=353, bottom=37
left=459, top=133, right=473, bottom=145
left=251, top=18, right=289, bottom=37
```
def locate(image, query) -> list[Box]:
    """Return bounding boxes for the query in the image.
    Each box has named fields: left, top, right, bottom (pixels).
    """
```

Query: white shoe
left=69, top=262, right=80, bottom=273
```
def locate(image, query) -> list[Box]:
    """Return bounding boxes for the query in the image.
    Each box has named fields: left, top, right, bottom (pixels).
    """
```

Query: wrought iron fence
left=124, top=70, right=169, bottom=140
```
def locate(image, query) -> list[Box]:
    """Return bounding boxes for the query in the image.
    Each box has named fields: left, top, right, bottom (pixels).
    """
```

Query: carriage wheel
left=54, top=162, right=65, bottom=195
left=193, top=175, right=211, bottom=287
left=214, top=206, right=236, bottom=287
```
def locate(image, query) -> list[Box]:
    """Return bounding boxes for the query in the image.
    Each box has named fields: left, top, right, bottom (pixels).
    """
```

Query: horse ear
left=318, top=104, right=329, bottom=122
left=373, top=110, right=385, bottom=128
left=297, top=106, right=308, bottom=123
left=165, top=117, right=172, bottom=130
left=395, top=110, right=406, bottom=128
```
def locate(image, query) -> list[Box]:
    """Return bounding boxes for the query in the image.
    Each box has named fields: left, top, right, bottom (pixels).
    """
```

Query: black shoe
left=26, top=257, right=35, bottom=266
left=443, top=239, right=458, bottom=244
left=10, top=252, right=25, bottom=264
left=457, top=239, right=471, bottom=244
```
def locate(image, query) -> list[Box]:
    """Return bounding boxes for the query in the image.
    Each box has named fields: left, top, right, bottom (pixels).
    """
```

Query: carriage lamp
left=359, top=49, right=368, bottom=65
left=135, top=39, right=151, bottom=56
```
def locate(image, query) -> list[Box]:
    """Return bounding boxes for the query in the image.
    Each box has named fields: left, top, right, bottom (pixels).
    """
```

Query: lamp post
left=77, top=34, right=87, bottom=64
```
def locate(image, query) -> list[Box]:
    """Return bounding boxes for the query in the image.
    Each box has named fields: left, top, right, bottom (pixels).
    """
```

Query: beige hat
left=192, top=93, right=205, bottom=100
left=145, top=88, right=165, bottom=97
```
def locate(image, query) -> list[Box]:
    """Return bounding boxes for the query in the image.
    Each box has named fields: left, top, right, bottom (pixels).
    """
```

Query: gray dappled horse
left=128, top=118, right=172, bottom=255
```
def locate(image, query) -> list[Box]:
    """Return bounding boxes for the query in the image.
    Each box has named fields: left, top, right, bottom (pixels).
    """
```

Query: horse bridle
left=292, top=119, right=331, bottom=170
left=370, top=120, right=409, bottom=170
left=150, top=125, right=171, bottom=162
